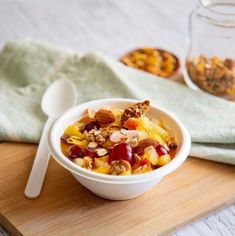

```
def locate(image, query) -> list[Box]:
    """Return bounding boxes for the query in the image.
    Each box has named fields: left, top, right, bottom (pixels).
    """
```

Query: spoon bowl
left=41, top=79, right=77, bottom=117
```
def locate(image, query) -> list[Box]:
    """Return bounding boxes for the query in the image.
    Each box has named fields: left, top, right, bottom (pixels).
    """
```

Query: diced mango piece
left=123, top=118, right=138, bottom=130
left=64, top=125, right=84, bottom=139
left=93, top=166, right=111, bottom=174
left=99, top=155, right=109, bottom=162
left=158, top=154, right=171, bottom=166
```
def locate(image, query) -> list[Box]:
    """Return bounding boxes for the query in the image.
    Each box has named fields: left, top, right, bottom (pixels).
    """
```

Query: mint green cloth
left=0, top=38, right=235, bottom=165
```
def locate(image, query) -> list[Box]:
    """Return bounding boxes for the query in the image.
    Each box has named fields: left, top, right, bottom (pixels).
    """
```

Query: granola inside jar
left=184, top=0, right=235, bottom=100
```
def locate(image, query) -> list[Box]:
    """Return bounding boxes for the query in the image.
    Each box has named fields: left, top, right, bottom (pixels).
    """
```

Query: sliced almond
left=83, top=156, right=93, bottom=169
left=110, top=160, right=131, bottom=175
left=120, top=128, right=128, bottom=135
left=110, top=131, right=123, bottom=143
left=96, top=148, right=108, bottom=157
left=74, top=158, right=85, bottom=167
left=93, top=130, right=100, bottom=136
left=134, top=138, right=158, bottom=155
left=87, top=108, right=96, bottom=118
left=110, top=130, right=140, bottom=143
left=163, top=143, right=169, bottom=151
left=134, top=153, right=141, bottom=163
left=88, top=141, right=98, bottom=148
left=126, top=137, right=138, bottom=147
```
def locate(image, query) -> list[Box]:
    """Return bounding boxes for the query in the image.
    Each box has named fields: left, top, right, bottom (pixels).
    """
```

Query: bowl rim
left=48, top=98, right=191, bottom=183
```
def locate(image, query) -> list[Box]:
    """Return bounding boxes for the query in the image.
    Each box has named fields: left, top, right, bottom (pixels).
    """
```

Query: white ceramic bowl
left=48, top=98, right=191, bottom=200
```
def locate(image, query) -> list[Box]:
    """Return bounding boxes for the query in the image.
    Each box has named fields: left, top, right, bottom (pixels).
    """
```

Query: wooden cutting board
left=0, top=142, right=235, bottom=236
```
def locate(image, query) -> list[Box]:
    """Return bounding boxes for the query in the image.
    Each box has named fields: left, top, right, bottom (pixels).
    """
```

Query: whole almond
left=94, top=109, right=115, bottom=124
left=134, top=138, right=158, bottom=155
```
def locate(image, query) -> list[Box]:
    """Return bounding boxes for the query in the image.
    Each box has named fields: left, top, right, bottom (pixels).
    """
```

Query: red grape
left=85, top=147, right=97, bottom=158
left=155, top=144, right=168, bottom=156
left=109, top=143, right=133, bottom=164
left=83, top=121, right=100, bottom=132
left=67, top=145, right=84, bottom=159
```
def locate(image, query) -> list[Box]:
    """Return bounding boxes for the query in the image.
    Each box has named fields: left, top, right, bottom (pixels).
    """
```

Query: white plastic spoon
left=24, top=79, right=77, bottom=198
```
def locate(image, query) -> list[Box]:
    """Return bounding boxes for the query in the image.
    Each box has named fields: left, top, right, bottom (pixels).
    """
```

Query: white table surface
left=0, top=0, right=234, bottom=235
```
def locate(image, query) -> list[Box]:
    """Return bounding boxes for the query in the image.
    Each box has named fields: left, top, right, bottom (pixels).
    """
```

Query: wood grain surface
left=0, top=0, right=235, bottom=235
left=0, top=142, right=235, bottom=236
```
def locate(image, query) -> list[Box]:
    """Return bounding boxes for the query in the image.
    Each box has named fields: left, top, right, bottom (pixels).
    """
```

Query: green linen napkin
left=0, top=38, right=235, bottom=165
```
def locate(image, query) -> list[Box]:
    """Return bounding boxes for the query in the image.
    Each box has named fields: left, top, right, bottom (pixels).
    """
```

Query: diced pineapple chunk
left=137, top=130, right=148, bottom=141
left=158, top=154, right=171, bottom=166
left=67, top=138, right=88, bottom=147
left=64, top=125, right=84, bottom=139
left=148, top=131, right=164, bottom=144
left=93, top=166, right=111, bottom=174
left=112, top=110, right=122, bottom=126
left=77, top=139, right=88, bottom=147
left=74, top=158, right=85, bottom=167
left=94, top=155, right=109, bottom=168
left=143, top=146, right=158, bottom=165
left=120, top=169, right=131, bottom=176
left=136, top=117, right=151, bottom=131
left=136, top=118, right=170, bottom=142
left=151, top=122, right=170, bottom=142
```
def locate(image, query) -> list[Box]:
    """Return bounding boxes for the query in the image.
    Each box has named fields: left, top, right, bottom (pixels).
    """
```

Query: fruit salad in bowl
left=49, top=98, right=191, bottom=200
left=60, top=100, right=178, bottom=176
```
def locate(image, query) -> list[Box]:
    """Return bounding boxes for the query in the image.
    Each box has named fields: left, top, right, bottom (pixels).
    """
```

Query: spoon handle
left=24, top=117, right=55, bottom=198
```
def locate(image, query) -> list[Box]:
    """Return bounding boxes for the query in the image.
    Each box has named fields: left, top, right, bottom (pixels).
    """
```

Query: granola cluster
left=84, top=127, right=110, bottom=145
left=121, top=100, right=150, bottom=125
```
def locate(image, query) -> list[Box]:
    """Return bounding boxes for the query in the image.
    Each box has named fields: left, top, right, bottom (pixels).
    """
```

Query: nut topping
left=167, top=137, right=177, bottom=150
left=87, top=141, right=98, bottom=148
left=134, top=138, right=158, bottom=155
left=110, top=160, right=131, bottom=175
left=96, top=148, right=108, bottom=157
left=83, top=156, right=93, bottom=170
left=110, top=130, right=139, bottom=143
left=94, top=109, right=115, bottom=124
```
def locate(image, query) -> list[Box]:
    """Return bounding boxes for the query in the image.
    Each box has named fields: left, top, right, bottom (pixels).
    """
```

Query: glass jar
left=184, top=0, right=235, bottom=100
